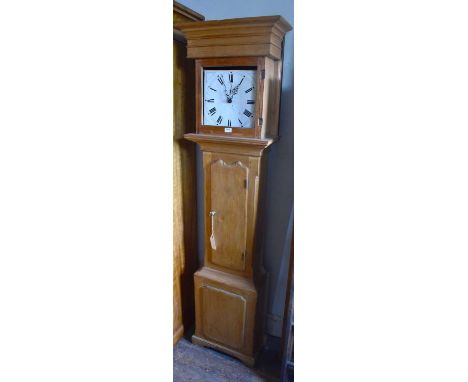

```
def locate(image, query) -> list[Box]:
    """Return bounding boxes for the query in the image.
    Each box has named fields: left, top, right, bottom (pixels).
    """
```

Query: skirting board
left=173, top=325, right=184, bottom=345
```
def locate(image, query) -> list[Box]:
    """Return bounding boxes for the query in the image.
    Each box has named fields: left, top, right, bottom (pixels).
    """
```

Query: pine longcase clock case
left=177, top=15, right=291, bottom=366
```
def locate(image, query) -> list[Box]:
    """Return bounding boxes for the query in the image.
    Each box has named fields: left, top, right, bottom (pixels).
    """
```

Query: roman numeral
left=228, top=119, right=232, bottom=127
left=229, top=72, right=233, bottom=82
left=217, top=75, right=224, bottom=85
left=205, top=98, right=214, bottom=103
left=243, top=109, right=252, bottom=118
left=245, top=87, right=254, bottom=93
left=247, top=100, right=255, bottom=104
left=209, top=86, right=217, bottom=92
left=208, top=107, right=216, bottom=116
left=238, top=118, right=244, bottom=127
left=216, top=115, right=223, bottom=125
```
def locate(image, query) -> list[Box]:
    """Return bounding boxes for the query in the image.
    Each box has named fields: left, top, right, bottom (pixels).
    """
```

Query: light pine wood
left=181, top=15, right=291, bottom=365
left=173, top=2, right=203, bottom=346
left=204, top=150, right=261, bottom=277
left=184, top=133, right=274, bottom=157
left=193, top=267, right=258, bottom=366
left=186, top=137, right=272, bottom=362
left=177, top=17, right=291, bottom=139
left=261, top=57, right=283, bottom=139
left=201, top=285, right=246, bottom=349
left=175, top=16, right=291, bottom=60
left=173, top=1, right=204, bottom=24
left=210, top=159, right=249, bottom=271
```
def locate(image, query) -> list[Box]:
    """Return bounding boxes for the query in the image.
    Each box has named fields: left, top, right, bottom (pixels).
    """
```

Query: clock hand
left=217, top=74, right=230, bottom=101
left=231, top=76, right=245, bottom=97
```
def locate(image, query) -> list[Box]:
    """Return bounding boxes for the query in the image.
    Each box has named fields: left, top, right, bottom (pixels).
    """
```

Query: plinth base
left=192, top=334, right=256, bottom=367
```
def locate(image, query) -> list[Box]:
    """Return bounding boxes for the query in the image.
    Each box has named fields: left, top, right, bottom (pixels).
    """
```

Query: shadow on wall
left=262, top=78, right=294, bottom=336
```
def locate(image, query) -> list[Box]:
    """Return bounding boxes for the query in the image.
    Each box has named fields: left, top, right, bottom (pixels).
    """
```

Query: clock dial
left=203, top=69, right=257, bottom=128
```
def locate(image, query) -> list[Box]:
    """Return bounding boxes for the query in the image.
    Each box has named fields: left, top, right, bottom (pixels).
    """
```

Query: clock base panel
left=191, top=334, right=256, bottom=367
left=192, top=267, right=267, bottom=366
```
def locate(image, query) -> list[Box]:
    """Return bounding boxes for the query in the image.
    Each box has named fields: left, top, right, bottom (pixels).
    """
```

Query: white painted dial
left=203, top=69, right=257, bottom=128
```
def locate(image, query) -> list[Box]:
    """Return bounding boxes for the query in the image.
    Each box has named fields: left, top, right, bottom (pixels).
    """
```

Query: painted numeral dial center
left=203, top=69, right=257, bottom=129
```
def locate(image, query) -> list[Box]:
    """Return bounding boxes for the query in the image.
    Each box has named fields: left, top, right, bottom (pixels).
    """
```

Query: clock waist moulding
left=176, top=15, right=291, bottom=366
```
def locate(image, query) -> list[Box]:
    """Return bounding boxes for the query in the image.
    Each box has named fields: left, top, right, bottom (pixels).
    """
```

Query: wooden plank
left=209, top=159, right=249, bottom=271
left=176, top=16, right=291, bottom=60
left=173, top=1, right=202, bottom=345
left=173, top=1, right=204, bottom=24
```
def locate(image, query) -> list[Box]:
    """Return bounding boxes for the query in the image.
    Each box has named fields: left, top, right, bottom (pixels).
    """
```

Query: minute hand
left=230, top=76, right=245, bottom=96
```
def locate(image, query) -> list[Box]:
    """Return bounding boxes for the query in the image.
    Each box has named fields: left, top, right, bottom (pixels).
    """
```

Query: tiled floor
left=173, top=336, right=281, bottom=382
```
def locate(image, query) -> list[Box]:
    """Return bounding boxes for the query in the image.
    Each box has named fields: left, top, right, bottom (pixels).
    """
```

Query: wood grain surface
left=175, top=16, right=291, bottom=60
left=173, top=2, right=201, bottom=345
left=180, top=14, right=291, bottom=366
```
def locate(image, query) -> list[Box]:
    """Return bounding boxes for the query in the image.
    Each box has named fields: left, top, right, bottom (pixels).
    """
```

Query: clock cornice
left=175, top=15, right=292, bottom=60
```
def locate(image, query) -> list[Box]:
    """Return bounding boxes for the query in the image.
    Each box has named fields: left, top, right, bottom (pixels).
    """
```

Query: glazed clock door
left=206, top=156, right=250, bottom=273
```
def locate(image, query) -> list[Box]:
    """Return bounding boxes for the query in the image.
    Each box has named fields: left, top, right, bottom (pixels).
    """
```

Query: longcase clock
left=176, top=16, right=291, bottom=366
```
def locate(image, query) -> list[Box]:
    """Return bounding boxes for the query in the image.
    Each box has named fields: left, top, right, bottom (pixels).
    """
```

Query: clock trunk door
left=207, top=157, right=249, bottom=272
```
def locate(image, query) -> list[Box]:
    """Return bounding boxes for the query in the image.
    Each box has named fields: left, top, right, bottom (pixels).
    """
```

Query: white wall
left=178, top=0, right=294, bottom=337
